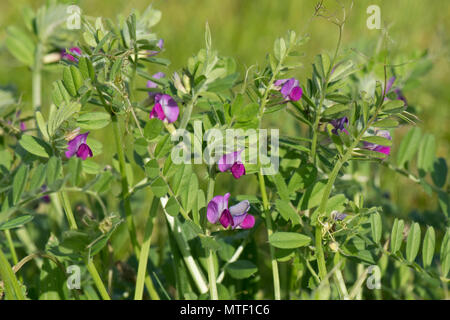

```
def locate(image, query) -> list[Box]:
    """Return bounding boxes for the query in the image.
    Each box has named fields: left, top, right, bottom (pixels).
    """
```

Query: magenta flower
left=65, top=132, right=93, bottom=160
left=149, top=94, right=179, bottom=123
left=274, top=78, right=303, bottom=101
left=330, top=117, right=349, bottom=135
left=207, top=193, right=255, bottom=229
left=363, top=130, right=392, bottom=157
left=61, top=47, right=82, bottom=62
left=218, top=150, right=246, bottom=179
left=146, top=72, right=165, bottom=98
left=148, top=39, right=164, bottom=56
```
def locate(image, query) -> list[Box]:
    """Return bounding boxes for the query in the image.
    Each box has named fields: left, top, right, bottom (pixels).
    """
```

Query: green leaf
left=370, top=212, right=382, bottom=244
left=0, top=215, right=33, bottom=230
left=35, top=111, right=49, bottom=141
left=417, top=134, right=436, bottom=173
left=12, top=165, right=29, bottom=205
left=373, top=118, right=399, bottom=128
left=78, top=57, right=95, bottom=81
left=288, top=163, right=317, bottom=193
left=390, top=219, right=404, bottom=253
left=274, top=37, right=286, bottom=61
left=422, top=226, right=435, bottom=268
left=67, top=157, right=82, bottom=186
left=77, top=112, right=111, bottom=130
left=29, top=163, right=47, bottom=191
left=46, top=157, right=62, bottom=186
left=269, top=232, right=311, bottom=249
left=362, top=135, right=392, bottom=146
left=322, top=104, right=348, bottom=117
left=5, top=26, right=34, bottom=67
left=275, top=199, right=300, bottom=225
left=237, top=103, right=259, bottom=122
left=145, top=159, right=159, bottom=179
left=272, top=173, right=290, bottom=201
left=226, top=260, right=258, bottom=279
left=63, top=67, right=77, bottom=97
left=165, top=197, right=180, bottom=217
left=154, top=134, right=172, bottom=159
left=19, top=135, right=52, bottom=158
left=406, top=222, right=421, bottom=262
left=47, top=101, right=81, bottom=137
left=0, top=248, right=25, bottom=299
left=199, top=235, right=221, bottom=252
left=150, top=177, right=168, bottom=197
left=431, top=158, right=447, bottom=188
left=299, top=180, right=326, bottom=210
left=382, top=100, right=406, bottom=114
left=70, top=65, right=84, bottom=93
left=144, top=118, right=163, bottom=140
left=397, top=127, right=422, bottom=168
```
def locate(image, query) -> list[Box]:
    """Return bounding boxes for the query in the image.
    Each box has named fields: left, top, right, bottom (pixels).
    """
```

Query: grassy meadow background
left=0, top=0, right=448, bottom=262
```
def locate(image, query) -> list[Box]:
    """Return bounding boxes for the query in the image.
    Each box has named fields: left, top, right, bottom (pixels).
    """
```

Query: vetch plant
left=0, top=2, right=448, bottom=302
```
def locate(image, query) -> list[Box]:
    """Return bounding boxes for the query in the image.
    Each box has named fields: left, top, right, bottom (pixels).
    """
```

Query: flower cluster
left=274, top=78, right=303, bottom=101
left=207, top=193, right=255, bottom=229
left=61, top=47, right=82, bottom=62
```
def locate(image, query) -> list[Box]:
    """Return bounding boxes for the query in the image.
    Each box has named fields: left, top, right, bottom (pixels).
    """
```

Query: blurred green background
left=0, top=0, right=448, bottom=221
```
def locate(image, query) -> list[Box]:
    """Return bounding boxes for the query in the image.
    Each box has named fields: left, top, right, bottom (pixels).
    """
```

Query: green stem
left=59, top=191, right=78, bottom=230
left=32, top=43, right=43, bottom=116
left=255, top=50, right=285, bottom=300
left=86, top=259, right=111, bottom=300
left=206, top=169, right=218, bottom=300
left=258, top=171, right=281, bottom=300
left=134, top=199, right=160, bottom=300
left=59, top=190, right=110, bottom=300
left=4, top=230, right=18, bottom=266
left=111, top=114, right=160, bottom=300
left=111, top=115, right=140, bottom=256
left=206, top=245, right=218, bottom=300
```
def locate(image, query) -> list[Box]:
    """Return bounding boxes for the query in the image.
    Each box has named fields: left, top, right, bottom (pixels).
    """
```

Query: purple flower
left=65, top=132, right=93, bottom=160
left=274, top=78, right=303, bottom=101
left=40, top=185, right=51, bottom=203
left=330, top=117, right=349, bottom=135
left=218, top=150, right=246, bottom=179
left=207, top=193, right=255, bottom=229
left=14, top=110, right=26, bottom=131
left=61, top=47, right=82, bottom=62
left=146, top=72, right=165, bottom=98
left=148, top=39, right=164, bottom=56
left=363, top=130, right=392, bottom=157
left=149, top=94, right=179, bottom=123
left=332, top=210, right=347, bottom=221
left=385, top=76, right=407, bottom=105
